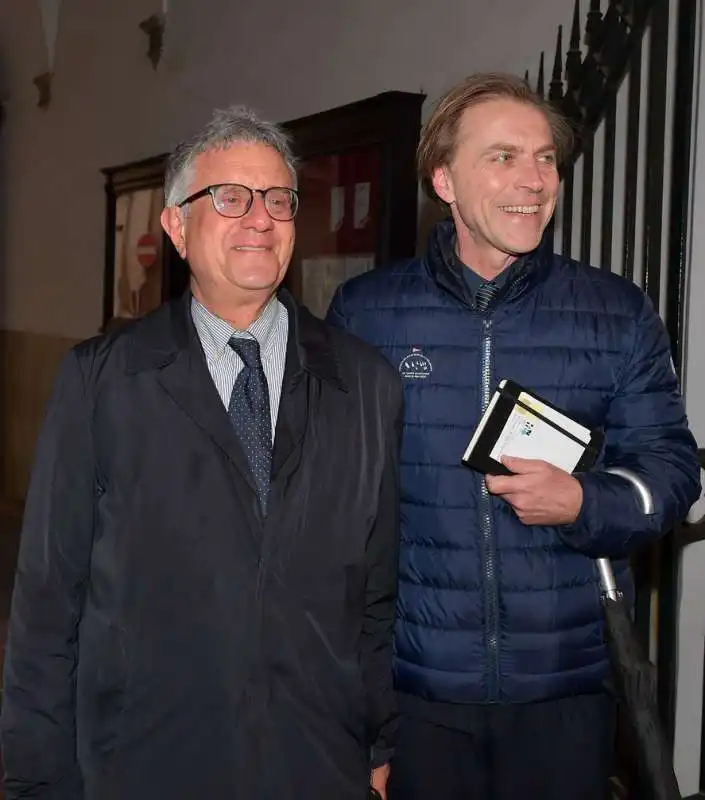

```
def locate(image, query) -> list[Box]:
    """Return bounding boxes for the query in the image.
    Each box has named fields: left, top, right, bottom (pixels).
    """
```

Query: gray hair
left=164, top=105, right=297, bottom=207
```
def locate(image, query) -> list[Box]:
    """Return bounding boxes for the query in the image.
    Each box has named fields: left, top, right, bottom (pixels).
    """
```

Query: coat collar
left=277, top=286, right=348, bottom=393
left=125, top=288, right=348, bottom=394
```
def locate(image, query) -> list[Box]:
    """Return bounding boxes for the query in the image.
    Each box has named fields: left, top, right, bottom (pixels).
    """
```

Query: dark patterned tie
left=475, top=281, right=499, bottom=312
left=228, top=337, right=272, bottom=512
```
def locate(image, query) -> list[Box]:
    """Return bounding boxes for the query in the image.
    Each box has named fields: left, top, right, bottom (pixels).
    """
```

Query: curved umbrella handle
left=596, top=467, right=655, bottom=601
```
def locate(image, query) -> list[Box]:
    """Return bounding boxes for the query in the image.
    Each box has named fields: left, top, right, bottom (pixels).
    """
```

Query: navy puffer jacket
left=328, top=220, right=700, bottom=704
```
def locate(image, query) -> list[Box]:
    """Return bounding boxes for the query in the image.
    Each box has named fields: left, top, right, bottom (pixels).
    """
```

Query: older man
left=328, top=73, right=700, bottom=799
left=1, top=106, right=401, bottom=800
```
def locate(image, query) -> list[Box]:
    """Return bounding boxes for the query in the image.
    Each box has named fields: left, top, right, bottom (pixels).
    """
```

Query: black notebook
left=461, top=379, right=604, bottom=476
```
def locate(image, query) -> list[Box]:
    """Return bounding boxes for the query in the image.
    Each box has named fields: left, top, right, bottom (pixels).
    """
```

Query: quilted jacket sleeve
left=561, top=292, right=701, bottom=558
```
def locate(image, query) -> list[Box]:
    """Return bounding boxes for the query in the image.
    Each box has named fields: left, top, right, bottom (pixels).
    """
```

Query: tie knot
left=475, top=281, right=499, bottom=312
left=229, top=336, right=261, bottom=368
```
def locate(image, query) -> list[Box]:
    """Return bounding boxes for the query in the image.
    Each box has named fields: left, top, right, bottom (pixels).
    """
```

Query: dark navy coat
left=1, top=291, right=402, bottom=799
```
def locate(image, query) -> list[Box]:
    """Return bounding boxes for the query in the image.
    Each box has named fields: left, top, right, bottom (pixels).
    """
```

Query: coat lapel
left=126, top=295, right=260, bottom=501
left=271, top=335, right=307, bottom=484
left=270, top=291, right=348, bottom=492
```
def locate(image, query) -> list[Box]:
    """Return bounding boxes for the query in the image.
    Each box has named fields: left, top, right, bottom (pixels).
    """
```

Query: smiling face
left=432, top=98, right=559, bottom=278
left=161, top=141, right=296, bottom=321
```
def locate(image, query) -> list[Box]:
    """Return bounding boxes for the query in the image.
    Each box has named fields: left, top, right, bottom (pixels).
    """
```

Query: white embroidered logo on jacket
left=399, top=347, right=433, bottom=380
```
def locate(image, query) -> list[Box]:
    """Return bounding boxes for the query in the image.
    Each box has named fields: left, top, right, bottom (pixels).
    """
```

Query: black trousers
left=387, top=693, right=615, bottom=800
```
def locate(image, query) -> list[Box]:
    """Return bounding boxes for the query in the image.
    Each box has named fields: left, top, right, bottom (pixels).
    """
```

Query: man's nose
left=517, top=160, right=545, bottom=193
left=241, top=192, right=274, bottom=230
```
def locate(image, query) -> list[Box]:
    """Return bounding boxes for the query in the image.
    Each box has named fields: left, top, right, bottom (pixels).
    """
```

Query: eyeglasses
left=178, top=183, right=299, bottom=221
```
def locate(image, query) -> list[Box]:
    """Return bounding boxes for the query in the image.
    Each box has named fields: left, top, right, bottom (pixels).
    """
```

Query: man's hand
left=371, top=763, right=391, bottom=799
left=485, top=456, right=583, bottom=526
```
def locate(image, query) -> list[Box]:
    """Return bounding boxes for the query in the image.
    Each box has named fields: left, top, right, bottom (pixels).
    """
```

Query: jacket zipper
left=480, top=316, right=500, bottom=700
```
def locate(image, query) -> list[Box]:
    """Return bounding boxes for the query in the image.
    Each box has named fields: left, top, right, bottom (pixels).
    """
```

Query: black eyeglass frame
left=177, top=183, right=300, bottom=221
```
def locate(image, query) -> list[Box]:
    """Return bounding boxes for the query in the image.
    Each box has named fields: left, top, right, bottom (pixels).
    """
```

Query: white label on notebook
left=517, top=392, right=591, bottom=444
left=489, top=404, right=585, bottom=473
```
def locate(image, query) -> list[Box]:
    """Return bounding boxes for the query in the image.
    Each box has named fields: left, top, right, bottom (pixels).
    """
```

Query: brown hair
left=417, top=72, right=575, bottom=203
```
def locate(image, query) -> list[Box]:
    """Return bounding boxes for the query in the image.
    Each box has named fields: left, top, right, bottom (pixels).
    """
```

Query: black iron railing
left=526, top=0, right=700, bottom=786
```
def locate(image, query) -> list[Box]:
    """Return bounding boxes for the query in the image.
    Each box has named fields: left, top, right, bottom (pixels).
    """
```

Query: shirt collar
left=457, top=250, right=526, bottom=297
left=190, top=294, right=282, bottom=363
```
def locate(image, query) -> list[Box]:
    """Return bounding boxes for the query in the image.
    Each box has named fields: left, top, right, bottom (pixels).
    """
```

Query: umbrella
left=597, top=467, right=681, bottom=800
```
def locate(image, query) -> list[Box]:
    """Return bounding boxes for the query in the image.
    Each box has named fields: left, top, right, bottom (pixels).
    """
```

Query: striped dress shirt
left=191, top=295, right=289, bottom=442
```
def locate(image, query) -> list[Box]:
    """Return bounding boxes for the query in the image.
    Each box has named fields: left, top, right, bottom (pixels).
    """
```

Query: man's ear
left=161, top=206, right=187, bottom=259
left=431, top=166, right=455, bottom=206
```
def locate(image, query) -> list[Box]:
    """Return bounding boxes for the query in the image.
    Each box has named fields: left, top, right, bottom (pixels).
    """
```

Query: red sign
left=136, top=233, right=158, bottom=268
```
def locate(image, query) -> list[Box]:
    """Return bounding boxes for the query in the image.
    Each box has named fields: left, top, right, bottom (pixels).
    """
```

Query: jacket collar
left=125, top=288, right=348, bottom=393
left=277, top=286, right=348, bottom=392
left=423, top=218, right=553, bottom=308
